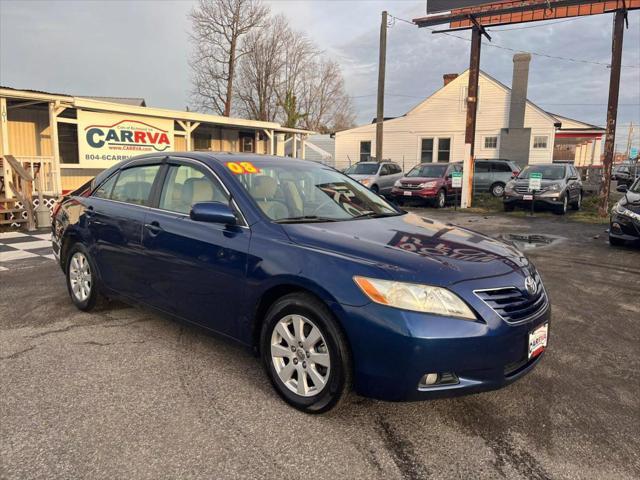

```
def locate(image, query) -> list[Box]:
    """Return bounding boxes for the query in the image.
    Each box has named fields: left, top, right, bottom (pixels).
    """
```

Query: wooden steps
left=0, top=197, right=26, bottom=226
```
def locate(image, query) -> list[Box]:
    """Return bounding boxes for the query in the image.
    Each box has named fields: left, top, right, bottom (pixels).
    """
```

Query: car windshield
left=234, top=160, right=401, bottom=222
left=344, top=163, right=379, bottom=175
left=406, top=164, right=447, bottom=178
left=518, top=165, right=565, bottom=180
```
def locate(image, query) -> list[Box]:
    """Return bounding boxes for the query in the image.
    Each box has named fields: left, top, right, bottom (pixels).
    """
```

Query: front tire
left=370, top=185, right=379, bottom=195
left=435, top=189, right=446, bottom=209
left=555, top=194, right=568, bottom=215
left=261, top=292, right=351, bottom=413
left=66, top=243, right=99, bottom=311
left=571, top=191, right=582, bottom=211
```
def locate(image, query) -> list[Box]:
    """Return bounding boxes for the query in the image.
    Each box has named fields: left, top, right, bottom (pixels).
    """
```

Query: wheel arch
left=250, top=279, right=349, bottom=353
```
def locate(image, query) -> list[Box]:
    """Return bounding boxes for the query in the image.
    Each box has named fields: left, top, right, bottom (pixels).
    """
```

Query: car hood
left=621, top=190, right=640, bottom=213
left=399, top=177, right=442, bottom=184
left=513, top=179, right=563, bottom=187
left=281, top=213, right=530, bottom=286
left=349, top=174, right=375, bottom=181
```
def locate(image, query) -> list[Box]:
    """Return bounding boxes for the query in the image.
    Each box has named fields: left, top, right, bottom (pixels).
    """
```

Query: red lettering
left=158, top=133, right=169, bottom=144
left=134, top=131, right=146, bottom=143
left=148, top=132, right=160, bottom=143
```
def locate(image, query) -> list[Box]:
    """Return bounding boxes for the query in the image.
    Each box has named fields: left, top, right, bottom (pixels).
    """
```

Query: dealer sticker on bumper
left=523, top=194, right=534, bottom=201
left=403, top=191, right=412, bottom=196
left=528, top=323, right=548, bottom=359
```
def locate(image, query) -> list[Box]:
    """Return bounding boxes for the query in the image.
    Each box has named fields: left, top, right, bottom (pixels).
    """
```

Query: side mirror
left=616, top=184, right=628, bottom=193
left=569, top=175, right=579, bottom=181
left=190, top=201, right=237, bottom=225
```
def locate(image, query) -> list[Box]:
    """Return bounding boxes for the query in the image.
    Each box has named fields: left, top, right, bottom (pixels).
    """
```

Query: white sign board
left=529, top=172, right=542, bottom=191
left=77, top=110, right=174, bottom=168
left=451, top=171, right=463, bottom=188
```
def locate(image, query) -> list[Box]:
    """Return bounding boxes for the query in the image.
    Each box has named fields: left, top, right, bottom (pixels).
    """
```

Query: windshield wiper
left=352, top=211, right=403, bottom=220
left=275, top=216, right=340, bottom=224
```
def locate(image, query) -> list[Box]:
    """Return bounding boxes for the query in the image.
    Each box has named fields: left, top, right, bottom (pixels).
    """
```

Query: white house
left=335, top=55, right=603, bottom=171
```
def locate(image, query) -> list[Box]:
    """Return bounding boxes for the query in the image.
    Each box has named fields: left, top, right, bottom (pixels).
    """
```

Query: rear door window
left=491, top=162, right=512, bottom=173
left=92, top=175, right=117, bottom=199
left=110, top=165, right=161, bottom=206
left=159, top=164, right=228, bottom=214
left=475, top=162, right=490, bottom=173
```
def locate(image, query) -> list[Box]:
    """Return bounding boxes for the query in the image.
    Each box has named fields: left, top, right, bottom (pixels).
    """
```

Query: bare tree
left=298, top=59, right=356, bottom=133
left=189, top=0, right=269, bottom=116
left=235, top=15, right=289, bottom=122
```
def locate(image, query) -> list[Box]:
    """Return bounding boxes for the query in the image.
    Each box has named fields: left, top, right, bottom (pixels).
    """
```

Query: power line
left=387, top=14, right=640, bottom=69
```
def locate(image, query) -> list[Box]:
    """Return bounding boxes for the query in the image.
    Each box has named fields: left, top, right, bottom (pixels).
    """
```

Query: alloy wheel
left=492, top=184, right=505, bottom=197
left=438, top=191, right=445, bottom=208
left=270, top=314, right=331, bottom=397
left=69, top=252, right=92, bottom=302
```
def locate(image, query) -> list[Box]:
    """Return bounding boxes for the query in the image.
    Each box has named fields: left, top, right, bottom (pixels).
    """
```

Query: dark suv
left=503, top=164, right=582, bottom=215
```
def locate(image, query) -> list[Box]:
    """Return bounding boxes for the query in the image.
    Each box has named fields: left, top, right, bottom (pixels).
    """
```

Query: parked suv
left=503, top=164, right=582, bottom=214
left=390, top=163, right=462, bottom=208
left=473, top=159, right=521, bottom=197
left=344, top=161, right=403, bottom=195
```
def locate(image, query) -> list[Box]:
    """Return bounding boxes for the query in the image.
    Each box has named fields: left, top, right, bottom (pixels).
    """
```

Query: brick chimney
left=443, top=73, right=459, bottom=86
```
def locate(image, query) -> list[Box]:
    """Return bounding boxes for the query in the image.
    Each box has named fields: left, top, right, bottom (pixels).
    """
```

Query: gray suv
left=344, top=161, right=404, bottom=195
left=473, top=159, right=520, bottom=197
left=503, top=164, right=582, bottom=215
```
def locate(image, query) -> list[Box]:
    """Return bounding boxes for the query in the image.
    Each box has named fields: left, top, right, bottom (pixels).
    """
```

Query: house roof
left=546, top=112, right=604, bottom=131
left=80, top=96, right=146, bottom=107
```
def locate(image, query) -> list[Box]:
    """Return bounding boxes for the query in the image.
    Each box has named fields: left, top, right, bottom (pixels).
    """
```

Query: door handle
left=144, top=221, right=163, bottom=236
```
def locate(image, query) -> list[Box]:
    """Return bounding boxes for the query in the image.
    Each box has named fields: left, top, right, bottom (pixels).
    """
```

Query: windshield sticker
left=227, top=161, right=261, bottom=174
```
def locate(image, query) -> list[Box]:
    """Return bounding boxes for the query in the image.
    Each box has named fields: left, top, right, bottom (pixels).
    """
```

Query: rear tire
left=490, top=182, right=506, bottom=197
left=65, top=243, right=99, bottom=312
left=260, top=292, right=351, bottom=413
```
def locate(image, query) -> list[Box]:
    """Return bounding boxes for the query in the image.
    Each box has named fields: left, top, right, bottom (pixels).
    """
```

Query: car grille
left=514, top=184, right=530, bottom=194
left=474, top=275, right=548, bottom=324
left=400, top=183, right=423, bottom=190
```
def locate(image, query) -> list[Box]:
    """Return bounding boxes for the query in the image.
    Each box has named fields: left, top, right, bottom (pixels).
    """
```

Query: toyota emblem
left=525, top=276, right=537, bottom=296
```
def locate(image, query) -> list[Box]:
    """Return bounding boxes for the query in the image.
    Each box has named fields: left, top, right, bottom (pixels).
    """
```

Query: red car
left=391, top=163, right=462, bottom=208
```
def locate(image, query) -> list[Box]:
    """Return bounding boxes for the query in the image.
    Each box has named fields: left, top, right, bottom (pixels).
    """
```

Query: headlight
left=420, top=181, right=438, bottom=188
left=360, top=178, right=371, bottom=186
left=353, top=276, right=477, bottom=320
left=546, top=184, right=561, bottom=192
left=394, top=180, right=402, bottom=187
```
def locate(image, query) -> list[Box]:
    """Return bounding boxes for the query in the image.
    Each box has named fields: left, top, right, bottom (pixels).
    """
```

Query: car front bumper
left=391, top=187, right=440, bottom=199
left=337, top=299, right=550, bottom=402
left=504, top=192, right=564, bottom=208
left=610, top=212, right=640, bottom=241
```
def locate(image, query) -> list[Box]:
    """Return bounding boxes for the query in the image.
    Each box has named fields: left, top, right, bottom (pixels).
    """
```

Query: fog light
left=422, top=373, right=439, bottom=386
left=418, top=372, right=459, bottom=390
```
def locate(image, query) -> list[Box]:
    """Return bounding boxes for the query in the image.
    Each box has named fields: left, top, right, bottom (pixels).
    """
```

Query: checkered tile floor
left=0, top=230, right=55, bottom=271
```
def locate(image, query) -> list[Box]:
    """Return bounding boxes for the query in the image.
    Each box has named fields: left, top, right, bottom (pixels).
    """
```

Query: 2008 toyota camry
left=52, top=153, right=550, bottom=413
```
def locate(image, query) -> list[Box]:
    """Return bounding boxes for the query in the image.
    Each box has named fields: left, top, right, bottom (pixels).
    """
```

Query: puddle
left=499, top=233, right=565, bottom=251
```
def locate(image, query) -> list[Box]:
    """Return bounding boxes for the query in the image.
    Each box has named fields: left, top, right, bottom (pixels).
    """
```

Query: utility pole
left=461, top=24, right=484, bottom=209
left=600, top=8, right=626, bottom=216
left=625, top=122, right=634, bottom=159
left=375, top=11, right=388, bottom=163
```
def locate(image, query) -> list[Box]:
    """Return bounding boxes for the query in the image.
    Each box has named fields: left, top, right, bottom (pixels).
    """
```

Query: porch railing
left=14, top=156, right=58, bottom=196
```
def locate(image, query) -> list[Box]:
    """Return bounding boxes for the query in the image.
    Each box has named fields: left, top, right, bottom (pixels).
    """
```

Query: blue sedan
left=52, top=153, right=550, bottom=413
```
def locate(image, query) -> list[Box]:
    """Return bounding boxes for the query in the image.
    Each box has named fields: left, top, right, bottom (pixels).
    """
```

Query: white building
left=335, top=55, right=603, bottom=171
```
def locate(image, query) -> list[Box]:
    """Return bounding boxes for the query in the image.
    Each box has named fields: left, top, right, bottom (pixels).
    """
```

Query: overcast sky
left=1, top=0, right=638, bottom=148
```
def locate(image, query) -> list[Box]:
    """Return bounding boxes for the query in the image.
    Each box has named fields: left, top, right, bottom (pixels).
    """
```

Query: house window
left=484, top=136, right=498, bottom=149
left=360, top=141, right=372, bottom=162
left=533, top=136, right=549, bottom=149
left=239, top=132, right=255, bottom=153
left=438, top=138, right=451, bottom=162
left=421, top=138, right=434, bottom=162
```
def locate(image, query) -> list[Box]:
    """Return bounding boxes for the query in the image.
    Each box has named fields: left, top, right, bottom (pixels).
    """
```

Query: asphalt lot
left=1, top=210, right=639, bottom=479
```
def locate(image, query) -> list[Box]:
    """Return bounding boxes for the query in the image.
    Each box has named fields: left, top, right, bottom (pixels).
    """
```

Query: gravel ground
left=1, top=210, right=639, bottom=479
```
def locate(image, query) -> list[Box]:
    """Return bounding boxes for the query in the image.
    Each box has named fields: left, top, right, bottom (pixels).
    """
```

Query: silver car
left=344, top=161, right=404, bottom=195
